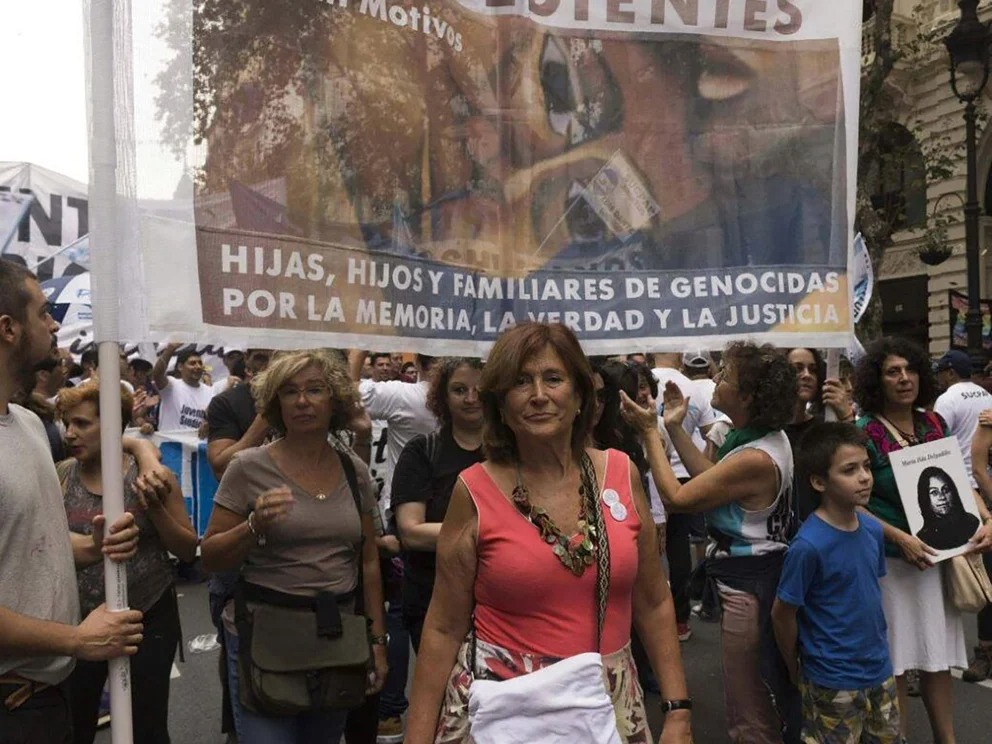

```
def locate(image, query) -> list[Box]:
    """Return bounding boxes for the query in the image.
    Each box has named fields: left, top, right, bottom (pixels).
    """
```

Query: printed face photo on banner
left=189, top=1, right=848, bottom=342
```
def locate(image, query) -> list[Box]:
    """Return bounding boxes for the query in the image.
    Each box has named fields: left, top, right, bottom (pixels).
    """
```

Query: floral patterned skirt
left=435, top=635, right=650, bottom=743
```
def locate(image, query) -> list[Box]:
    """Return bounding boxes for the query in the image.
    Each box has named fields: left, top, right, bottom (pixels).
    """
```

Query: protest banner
left=889, top=439, right=983, bottom=563
left=949, top=289, right=992, bottom=352
left=99, top=0, right=862, bottom=355
left=0, top=190, right=33, bottom=253
left=0, top=162, right=89, bottom=280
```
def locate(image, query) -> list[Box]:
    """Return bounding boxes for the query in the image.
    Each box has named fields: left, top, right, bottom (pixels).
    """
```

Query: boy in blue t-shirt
left=772, top=423, right=900, bottom=743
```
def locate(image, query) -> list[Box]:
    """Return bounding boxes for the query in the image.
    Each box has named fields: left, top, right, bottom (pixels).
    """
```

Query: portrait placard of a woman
left=914, top=466, right=980, bottom=552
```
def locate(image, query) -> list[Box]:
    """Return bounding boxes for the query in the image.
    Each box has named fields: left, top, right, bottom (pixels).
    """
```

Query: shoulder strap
left=337, top=448, right=362, bottom=516
left=583, top=451, right=610, bottom=654
left=874, top=414, right=911, bottom=448
left=336, top=449, right=365, bottom=615
left=425, top=431, right=439, bottom=467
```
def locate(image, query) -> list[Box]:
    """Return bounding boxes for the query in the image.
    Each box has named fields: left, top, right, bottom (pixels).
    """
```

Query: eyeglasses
left=277, top=385, right=330, bottom=402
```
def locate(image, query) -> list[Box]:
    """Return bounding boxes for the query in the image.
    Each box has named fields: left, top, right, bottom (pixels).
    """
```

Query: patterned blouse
left=856, top=410, right=949, bottom=556
left=62, top=456, right=175, bottom=615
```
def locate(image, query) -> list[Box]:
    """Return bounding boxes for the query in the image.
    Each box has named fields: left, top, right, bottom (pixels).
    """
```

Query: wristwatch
left=369, top=634, right=389, bottom=646
left=661, top=698, right=693, bottom=714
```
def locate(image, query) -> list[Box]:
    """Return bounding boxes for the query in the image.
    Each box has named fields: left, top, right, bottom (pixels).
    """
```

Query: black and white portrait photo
left=889, top=440, right=984, bottom=562
left=914, top=466, right=980, bottom=551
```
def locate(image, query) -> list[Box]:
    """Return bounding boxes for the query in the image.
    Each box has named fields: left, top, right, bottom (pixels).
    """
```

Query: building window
left=867, top=123, right=927, bottom=231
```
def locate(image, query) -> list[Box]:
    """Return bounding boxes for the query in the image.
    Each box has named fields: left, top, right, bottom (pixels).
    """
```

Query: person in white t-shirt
left=366, top=353, right=397, bottom=495
left=935, top=349, right=992, bottom=488
left=652, top=352, right=717, bottom=641
left=152, top=344, right=216, bottom=433
left=349, top=351, right=438, bottom=513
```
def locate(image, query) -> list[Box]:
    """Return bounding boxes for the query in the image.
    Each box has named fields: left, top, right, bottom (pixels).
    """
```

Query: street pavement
left=97, top=578, right=992, bottom=744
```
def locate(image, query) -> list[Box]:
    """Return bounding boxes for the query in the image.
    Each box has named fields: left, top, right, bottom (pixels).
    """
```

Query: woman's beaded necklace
left=511, top=455, right=598, bottom=577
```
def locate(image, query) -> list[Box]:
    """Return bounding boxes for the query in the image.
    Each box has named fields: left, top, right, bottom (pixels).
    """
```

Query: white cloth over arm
left=468, top=653, right=622, bottom=744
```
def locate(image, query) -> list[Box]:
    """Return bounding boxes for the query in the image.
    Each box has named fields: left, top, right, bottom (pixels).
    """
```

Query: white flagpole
left=90, top=0, right=134, bottom=741
left=824, top=349, right=841, bottom=422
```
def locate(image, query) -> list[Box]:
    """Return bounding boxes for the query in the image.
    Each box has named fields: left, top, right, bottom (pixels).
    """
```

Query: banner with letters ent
left=0, top=162, right=89, bottom=281
left=112, top=0, right=863, bottom=354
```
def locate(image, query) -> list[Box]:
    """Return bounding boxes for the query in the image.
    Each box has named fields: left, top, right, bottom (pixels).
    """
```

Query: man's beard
left=14, top=332, right=52, bottom=396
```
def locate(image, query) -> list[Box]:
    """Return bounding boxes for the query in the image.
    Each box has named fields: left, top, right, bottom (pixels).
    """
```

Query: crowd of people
left=3, top=255, right=992, bottom=744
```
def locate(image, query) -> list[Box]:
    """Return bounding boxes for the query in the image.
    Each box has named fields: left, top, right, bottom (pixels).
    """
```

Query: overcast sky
left=0, top=0, right=184, bottom=197
left=0, top=2, right=89, bottom=182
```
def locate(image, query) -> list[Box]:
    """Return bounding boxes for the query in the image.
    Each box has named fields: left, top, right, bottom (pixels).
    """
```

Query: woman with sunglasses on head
left=622, top=341, right=800, bottom=743
left=201, top=350, right=388, bottom=744
left=393, top=357, right=485, bottom=652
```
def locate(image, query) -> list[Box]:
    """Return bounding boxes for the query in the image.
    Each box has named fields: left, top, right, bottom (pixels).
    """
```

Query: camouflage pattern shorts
left=800, top=676, right=900, bottom=744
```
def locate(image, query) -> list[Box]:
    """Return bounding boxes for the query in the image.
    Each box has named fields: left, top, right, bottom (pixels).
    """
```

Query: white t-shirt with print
left=158, top=378, right=216, bottom=431
left=651, top=367, right=718, bottom=479
left=934, top=380, right=992, bottom=488
left=359, top=379, right=437, bottom=512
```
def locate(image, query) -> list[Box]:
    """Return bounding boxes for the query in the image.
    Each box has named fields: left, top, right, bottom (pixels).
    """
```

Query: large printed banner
left=0, top=162, right=89, bottom=281
left=123, top=0, right=862, bottom=353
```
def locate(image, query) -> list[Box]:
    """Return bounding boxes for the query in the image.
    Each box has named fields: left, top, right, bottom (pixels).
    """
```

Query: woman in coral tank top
left=405, top=322, right=692, bottom=744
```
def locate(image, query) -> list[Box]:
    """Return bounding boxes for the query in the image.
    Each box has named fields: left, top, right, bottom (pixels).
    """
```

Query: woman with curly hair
left=393, top=357, right=484, bottom=651
left=622, top=341, right=800, bottom=743
left=201, top=350, right=388, bottom=744
left=854, top=337, right=992, bottom=744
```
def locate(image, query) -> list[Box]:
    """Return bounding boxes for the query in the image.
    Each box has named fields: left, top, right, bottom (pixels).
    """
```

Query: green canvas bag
left=236, top=449, right=371, bottom=715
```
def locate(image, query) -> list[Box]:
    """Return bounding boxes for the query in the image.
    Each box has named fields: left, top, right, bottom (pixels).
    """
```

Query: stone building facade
left=870, top=0, right=992, bottom=353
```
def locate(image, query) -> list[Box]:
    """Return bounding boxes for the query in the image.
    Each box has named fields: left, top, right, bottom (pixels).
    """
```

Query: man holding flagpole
left=0, top=258, right=146, bottom=744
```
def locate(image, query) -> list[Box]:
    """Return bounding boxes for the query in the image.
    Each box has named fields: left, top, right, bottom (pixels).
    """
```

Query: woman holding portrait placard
left=853, top=337, right=992, bottom=743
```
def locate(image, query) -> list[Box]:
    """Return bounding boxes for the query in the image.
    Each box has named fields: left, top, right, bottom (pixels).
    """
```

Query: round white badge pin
left=610, top=503, right=628, bottom=522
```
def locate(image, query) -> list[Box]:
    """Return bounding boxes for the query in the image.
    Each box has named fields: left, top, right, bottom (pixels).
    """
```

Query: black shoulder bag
left=235, top=449, right=372, bottom=715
